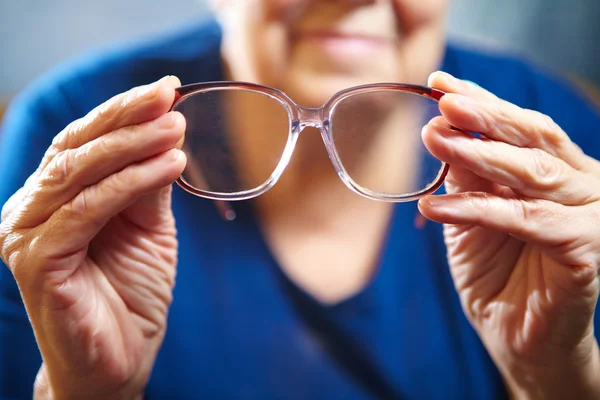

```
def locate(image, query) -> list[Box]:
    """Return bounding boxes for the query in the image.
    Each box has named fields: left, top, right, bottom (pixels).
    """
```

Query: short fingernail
left=153, top=112, right=176, bottom=129
left=429, top=71, right=455, bottom=86
left=137, top=81, right=161, bottom=98
left=167, top=148, right=184, bottom=162
left=421, top=195, right=442, bottom=208
left=136, top=76, right=174, bottom=98
left=438, top=71, right=456, bottom=80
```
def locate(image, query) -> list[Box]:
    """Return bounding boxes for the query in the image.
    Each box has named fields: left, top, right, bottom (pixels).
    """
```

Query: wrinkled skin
left=420, top=73, right=600, bottom=398
left=1, top=0, right=600, bottom=398
left=1, top=77, right=186, bottom=399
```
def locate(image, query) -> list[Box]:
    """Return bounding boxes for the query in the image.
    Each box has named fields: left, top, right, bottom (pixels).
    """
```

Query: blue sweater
left=1, top=18, right=599, bottom=400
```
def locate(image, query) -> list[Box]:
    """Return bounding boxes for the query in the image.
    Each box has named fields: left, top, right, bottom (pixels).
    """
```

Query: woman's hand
left=0, top=76, right=186, bottom=399
left=419, top=72, right=600, bottom=399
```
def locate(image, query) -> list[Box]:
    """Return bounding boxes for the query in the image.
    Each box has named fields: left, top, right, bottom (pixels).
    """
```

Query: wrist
left=34, top=364, right=144, bottom=400
left=501, top=340, right=600, bottom=400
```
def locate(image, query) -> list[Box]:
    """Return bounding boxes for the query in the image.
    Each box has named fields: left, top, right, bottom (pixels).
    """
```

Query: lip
left=294, top=29, right=394, bottom=58
left=296, top=29, right=394, bottom=46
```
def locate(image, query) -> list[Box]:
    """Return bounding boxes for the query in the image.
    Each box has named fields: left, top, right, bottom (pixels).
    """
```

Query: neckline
left=239, top=200, right=420, bottom=313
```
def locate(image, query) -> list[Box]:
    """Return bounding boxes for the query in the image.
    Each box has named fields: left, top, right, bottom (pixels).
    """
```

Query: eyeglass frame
left=171, top=81, right=450, bottom=205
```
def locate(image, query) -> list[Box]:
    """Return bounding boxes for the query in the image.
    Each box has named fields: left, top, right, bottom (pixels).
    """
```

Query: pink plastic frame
left=172, top=81, right=449, bottom=203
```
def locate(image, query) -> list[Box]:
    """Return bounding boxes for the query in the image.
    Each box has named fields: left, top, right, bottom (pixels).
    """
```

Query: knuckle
left=533, top=111, right=567, bottom=147
left=11, top=235, right=46, bottom=283
left=66, top=188, right=92, bottom=221
left=93, top=98, right=120, bottom=123
left=106, top=168, right=133, bottom=196
left=514, top=199, right=552, bottom=231
left=527, top=148, right=562, bottom=189
left=64, top=167, right=135, bottom=222
left=51, top=118, right=85, bottom=151
left=43, top=143, right=61, bottom=165
left=41, top=149, right=77, bottom=187
left=537, top=112, right=559, bottom=133
left=62, top=189, right=104, bottom=233
left=516, top=199, right=539, bottom=221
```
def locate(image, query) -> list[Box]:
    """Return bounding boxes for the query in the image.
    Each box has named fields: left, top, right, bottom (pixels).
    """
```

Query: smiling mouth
left=295, top=29, right=395, bottom=56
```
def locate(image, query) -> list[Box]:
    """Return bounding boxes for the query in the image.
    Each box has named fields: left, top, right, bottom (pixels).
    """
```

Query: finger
left=418, top=193, right=598, bottom=268
left=432, top=74, right=584, bottom=169
left=39, top=76, right=181, bottom=172
left=422, top=118, right=600, bottom=205
left=422, top=117, right=502, bottom=196
left=38, top=149, right=186, bottom=262
left=14, top=111, right=185, bottom=229
left=443, top=164, right=506, bottom=195
left=429, top=71, right=498, bottom=101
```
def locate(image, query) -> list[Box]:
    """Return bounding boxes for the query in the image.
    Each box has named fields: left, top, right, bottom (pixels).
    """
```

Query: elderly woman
left=1, top=1, right=600, bottom=399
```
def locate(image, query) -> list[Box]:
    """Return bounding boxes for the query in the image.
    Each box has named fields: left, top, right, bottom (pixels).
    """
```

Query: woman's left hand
left=419, top=72, right=600, bottom=399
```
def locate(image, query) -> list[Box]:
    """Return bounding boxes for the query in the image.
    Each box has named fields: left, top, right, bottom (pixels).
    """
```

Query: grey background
left=1, top=0, right=599, bottom=100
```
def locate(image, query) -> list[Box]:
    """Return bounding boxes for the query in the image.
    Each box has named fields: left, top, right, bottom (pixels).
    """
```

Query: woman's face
left=213, top=0, right=448, bottom=106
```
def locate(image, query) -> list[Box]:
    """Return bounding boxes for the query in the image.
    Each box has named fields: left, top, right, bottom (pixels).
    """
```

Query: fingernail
left=136, top=76, right=175, bottom=98
left=422, top=195, right=441, bottom=207
left=137, top=81, right=161, bottom=98
left=154, top=112, right=176, bottom=129
left=429, top=71, right=462, bottom=89
left=168, top=148, right=179, bottom=161
left=429, top=71, right=448, bottom=86
left=160, top=75, right=181, bottom=89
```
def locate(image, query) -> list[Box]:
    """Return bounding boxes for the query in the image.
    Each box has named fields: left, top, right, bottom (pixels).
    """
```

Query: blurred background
left=1, top=0, right=599, bottom=119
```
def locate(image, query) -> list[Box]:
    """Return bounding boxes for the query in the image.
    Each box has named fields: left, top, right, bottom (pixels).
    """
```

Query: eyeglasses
left=171, top=81, right=449, bottom=208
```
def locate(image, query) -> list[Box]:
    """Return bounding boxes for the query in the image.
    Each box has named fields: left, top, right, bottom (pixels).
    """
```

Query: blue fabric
left=1, top=18, right=599, bottom=400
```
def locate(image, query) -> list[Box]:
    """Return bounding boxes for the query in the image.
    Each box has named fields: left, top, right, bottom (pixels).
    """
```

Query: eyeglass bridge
left=297, top=106, right=324, bottom=130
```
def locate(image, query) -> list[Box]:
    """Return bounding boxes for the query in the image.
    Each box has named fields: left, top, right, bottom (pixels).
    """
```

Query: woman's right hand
left=0, top=76, right=186, bottom=400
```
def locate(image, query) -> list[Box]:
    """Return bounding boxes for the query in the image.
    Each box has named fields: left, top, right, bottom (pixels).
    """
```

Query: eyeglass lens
left=173, top=88, right=444, bottom=198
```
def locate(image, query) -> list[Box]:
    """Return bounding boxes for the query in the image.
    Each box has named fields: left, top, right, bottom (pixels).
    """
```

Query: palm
left=38, top=189, right=177, bottom=393
left=442, top=174, right=599, bottom=363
